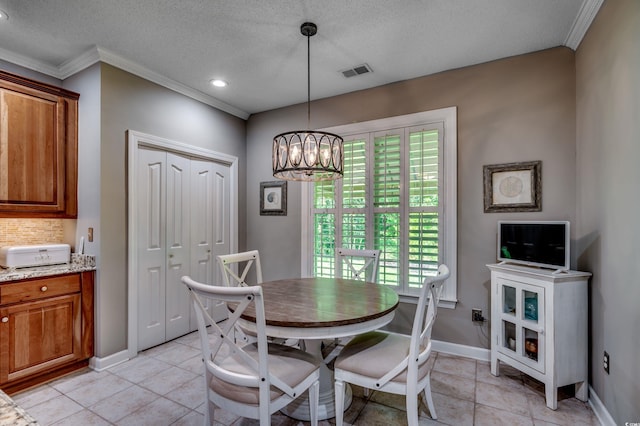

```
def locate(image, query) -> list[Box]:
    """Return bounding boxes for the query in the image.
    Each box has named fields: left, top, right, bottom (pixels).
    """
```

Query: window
left=301, top=108, right=457, bottom=304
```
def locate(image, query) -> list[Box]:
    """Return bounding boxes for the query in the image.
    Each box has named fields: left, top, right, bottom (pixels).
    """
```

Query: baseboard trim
left=432, top=339, right=491, bottom=361
left=588, top=386, right=616, bottom=426
left=89, top=350, right=130, bottom=372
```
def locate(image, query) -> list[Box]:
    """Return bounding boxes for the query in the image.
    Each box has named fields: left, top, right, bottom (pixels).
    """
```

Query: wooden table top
left=240, top=277, right=399, bottom=328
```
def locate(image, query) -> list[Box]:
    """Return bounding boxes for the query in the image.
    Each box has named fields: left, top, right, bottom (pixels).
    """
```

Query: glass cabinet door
left=522, top=289, right=540, bottom=361
left=497, top=277, right=545, bottom=372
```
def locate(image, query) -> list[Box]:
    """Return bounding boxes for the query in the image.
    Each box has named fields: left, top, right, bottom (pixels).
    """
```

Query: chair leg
left=406, top=394, right=419, bottom=426
left=309, top=380, right=319, bottom=426
left=335, top=379, right=345, bottom=426
left=203, top=399, right=217, bottom=426
left=204, top=402, right=210, bottom=426
left=423, top=375, right=437, bottom=420
left=259, top=401, right=271, bottom=426
left=204, top=380, right=213, bottom=426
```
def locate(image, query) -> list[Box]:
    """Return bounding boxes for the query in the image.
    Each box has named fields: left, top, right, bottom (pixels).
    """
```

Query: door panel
left=0, top=294, right=81, bottom=384
left=210, top=163, right=230, bottom=322
left=190, top=160, right=227, bottom=324
left=165, top=153, right=191, bottom=340
left=0, top=88, right=65, bottom=212
left=137, top=148, right=166, bottom=350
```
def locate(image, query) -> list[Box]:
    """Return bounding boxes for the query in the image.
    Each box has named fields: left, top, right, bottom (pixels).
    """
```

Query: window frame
left=301, top=107, right=457, bottom=307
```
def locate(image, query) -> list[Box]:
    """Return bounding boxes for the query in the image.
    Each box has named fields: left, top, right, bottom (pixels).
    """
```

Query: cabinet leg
left=490, top=356, right=499, bottom=376
left=575, top=381, right=588, bottom=402
left=545, top=385, right=558, bottom=410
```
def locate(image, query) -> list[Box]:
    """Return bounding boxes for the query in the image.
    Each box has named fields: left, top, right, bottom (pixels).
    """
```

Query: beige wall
left=576, top=0, right=640, bottom=422
left=247, top=47, right=577, bottom=347
left=98, top=64, right=247, bottom=357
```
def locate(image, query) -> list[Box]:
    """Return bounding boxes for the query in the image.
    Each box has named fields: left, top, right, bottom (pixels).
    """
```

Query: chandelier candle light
left=272, top=22, right=344, bottom=181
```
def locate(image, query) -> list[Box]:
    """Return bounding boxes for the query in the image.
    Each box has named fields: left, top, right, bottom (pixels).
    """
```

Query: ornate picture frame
left=260, top=181, right=287, bottom=216
left=483, top=161, right=542, bottom=213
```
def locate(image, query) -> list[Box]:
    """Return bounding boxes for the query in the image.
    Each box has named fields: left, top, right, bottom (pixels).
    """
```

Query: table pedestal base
left=280, top=340, right=352, bottom=421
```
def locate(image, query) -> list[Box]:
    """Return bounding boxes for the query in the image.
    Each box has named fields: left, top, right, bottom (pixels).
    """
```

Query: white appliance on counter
left=0, top=244, right=71, bottom=268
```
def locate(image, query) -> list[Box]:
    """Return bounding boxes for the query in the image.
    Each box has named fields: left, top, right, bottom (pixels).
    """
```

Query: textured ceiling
left=0, top=0, right=601, bottom=118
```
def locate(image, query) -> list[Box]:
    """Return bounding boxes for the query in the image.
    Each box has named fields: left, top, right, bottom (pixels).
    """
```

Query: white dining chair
left=217, top=250, right=298, bottom=347
left=182, top=276, right=320, bottom=426
left=327, top=248, right=382, bottom=358
left=217, top=250, right=263, bottom=287
left=336, top=248, right=380, bottom=282
left=333, top=264, right=450, bottom=425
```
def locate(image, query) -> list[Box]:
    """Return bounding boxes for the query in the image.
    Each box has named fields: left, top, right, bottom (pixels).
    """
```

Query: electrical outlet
left=472, top=308, right=484, bottom=322
left=603, top=351, right=610, bottom=374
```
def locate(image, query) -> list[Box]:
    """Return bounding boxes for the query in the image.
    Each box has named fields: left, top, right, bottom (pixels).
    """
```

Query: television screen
left=497, top=221, right=570, bottom=271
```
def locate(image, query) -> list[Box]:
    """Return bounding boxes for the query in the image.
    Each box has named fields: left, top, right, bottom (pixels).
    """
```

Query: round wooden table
left=237, top=277, right=399, bottom=420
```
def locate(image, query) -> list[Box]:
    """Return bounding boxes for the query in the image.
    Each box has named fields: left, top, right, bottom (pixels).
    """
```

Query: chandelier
left=272, top=22, right=344, bottom=181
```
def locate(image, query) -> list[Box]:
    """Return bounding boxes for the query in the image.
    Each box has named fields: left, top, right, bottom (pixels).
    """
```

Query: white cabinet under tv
left=487, top=263, right=591, bottom=410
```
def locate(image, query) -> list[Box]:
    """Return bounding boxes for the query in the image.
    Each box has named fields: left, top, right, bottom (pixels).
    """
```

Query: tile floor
left=10, top=332, right=598, bottom=426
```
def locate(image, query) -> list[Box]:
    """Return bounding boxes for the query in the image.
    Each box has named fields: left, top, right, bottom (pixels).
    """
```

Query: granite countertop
left=0, top=389, right=39, bottom=426
left=0, top=254, right=96, bottom=283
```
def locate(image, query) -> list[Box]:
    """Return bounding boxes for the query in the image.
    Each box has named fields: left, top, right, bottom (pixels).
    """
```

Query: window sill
left=398, top=294, right=457, bottom=309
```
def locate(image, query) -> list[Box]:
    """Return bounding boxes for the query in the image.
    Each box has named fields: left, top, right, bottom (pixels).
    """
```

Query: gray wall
left=63, top=63, right=101, bottom=258
left=98, top=64, right=247, bottom=356
left=576, top=0, right=640, bottom=422
left=246, top=47, right=577, bottom=348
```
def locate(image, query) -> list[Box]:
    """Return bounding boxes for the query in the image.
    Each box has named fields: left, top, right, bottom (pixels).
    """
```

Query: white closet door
left=137, top=147, right=167, bottom=350
left=165, top=152, right=192, bottom=340
left=190, top=159, right=228, bottom=325
left=137, top=147, right=231, bottom=350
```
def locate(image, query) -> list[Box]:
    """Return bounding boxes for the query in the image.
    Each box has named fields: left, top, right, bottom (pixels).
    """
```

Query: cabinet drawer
left=0, top=274, right=81, bottom=305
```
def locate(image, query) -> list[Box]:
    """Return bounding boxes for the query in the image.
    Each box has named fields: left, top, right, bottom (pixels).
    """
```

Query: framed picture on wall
left=483, top=161, right=542, bottom=212
left=260, top=181, right=287, bottom=216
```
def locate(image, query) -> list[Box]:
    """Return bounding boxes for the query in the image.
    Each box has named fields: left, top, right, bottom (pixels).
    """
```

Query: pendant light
left=272, top=22, right=344, bottom=181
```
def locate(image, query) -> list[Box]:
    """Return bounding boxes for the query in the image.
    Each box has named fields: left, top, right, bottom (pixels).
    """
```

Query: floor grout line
left=13, top=333, right=596, bottom=426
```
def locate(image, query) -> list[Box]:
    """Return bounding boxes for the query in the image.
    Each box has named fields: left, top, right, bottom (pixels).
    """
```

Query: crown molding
left=0, top=46, right=61, bottom=77
left=94, top=47, right=249, bottom=119
left=58, top=47, right=101, bottom=79
left=0, top=45, right=249, bottom=119
left=564, top=0, right=604, bottom=50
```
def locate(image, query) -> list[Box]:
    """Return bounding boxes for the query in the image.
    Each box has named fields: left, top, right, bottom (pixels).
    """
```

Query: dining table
left=236, top=276, right=399, bottom=421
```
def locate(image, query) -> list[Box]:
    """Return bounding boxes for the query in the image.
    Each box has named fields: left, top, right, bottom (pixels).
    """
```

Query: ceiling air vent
left=341, top=63, right=373, bottom=78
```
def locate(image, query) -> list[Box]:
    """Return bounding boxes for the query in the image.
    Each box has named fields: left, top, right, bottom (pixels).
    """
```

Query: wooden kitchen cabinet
left=0, top=271, right=94, bottom=393
left=0, top=70, right=79, bottom=218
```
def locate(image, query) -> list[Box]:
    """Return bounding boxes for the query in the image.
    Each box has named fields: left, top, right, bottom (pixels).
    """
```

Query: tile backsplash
left=0, top=219, right=65, bottom=247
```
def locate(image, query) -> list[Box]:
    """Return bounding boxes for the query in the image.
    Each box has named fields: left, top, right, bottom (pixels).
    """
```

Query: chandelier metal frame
left=272, top=22, right=344, bottom=181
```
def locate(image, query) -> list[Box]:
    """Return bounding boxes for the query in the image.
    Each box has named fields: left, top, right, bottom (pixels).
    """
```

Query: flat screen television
left=497, top=221, right=570, bottom=271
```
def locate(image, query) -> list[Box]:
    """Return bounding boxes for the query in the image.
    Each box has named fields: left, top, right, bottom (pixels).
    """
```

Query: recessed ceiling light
left=0, top=10, right=9, bottom=21
left=210, top=79, right=228, bottom=88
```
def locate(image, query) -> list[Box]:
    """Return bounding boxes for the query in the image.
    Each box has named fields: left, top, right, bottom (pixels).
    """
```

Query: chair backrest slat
left=217, top=250, right=263, bottom=287
left=336, top=248, right=380, bottom=282
left=410, top=265, right=450, bottom=361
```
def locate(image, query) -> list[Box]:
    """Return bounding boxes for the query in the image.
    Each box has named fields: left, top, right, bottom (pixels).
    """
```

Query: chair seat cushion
left=334, top=331, right=430, bottom=384
left=210, top=343, right=320, bottom=405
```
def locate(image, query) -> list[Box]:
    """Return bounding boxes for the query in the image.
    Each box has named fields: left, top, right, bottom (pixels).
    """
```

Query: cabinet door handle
left=1, top=317, right=8, bottom=323
left=40, top=286, right=48, bottom=292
